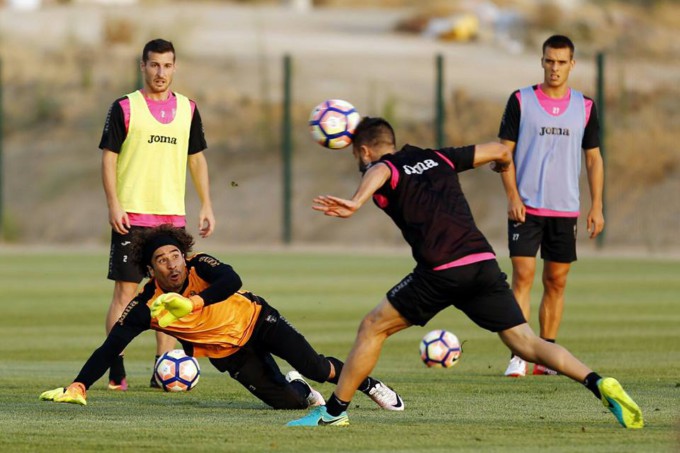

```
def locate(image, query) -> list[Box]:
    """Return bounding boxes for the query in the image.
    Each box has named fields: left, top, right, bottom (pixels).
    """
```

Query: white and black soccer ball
left=154, top=349, right=200, bottom=392
left=309, top=99, right=361, bottom=150
left=419, top=329, right=462, bottom=368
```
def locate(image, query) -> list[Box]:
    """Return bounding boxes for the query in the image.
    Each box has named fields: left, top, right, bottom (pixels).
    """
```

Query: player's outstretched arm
left=39, top=308, right=146, bottom=402
left=313, top=163, right=390, bottom=218
left=474, top=142, right=511, bottom=171
left=313, top=195, right=359, bottom=218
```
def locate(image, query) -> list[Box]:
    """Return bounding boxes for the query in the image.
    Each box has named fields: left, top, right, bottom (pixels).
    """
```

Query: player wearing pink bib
left=498, top=35, right=604, bottom=377
left=99, top=39, right=215, bottom=390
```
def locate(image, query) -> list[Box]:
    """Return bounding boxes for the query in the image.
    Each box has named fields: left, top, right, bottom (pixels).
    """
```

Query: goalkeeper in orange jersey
left=40, top=225, right=403, bottom=411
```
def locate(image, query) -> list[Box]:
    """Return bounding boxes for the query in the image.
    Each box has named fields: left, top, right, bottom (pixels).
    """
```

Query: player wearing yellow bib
left=99, top=39, right=215, bottom=390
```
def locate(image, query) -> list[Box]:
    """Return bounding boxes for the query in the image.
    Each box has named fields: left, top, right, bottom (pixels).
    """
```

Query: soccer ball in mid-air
left=419, top=329, right=462, bottom=368
left=309, top=99, right=361, bottom=149
left=154, top=349, right=200, bottom=392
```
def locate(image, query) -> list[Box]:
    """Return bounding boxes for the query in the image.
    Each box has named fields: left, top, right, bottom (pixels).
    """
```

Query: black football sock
left=326, top=393, right=350, bottom=417
left=583, top=372, right=603, bottom=399
left=326, top=357, right=344, bottom=384
left=152, top=355, right=161, bottom=374
left=149, top=355, right=162, bottom=385
left=109, top=354, right=126, bottom=383
left=326, top=356, right=374, bottom=392
left=358, top=376, right=376, bottom=394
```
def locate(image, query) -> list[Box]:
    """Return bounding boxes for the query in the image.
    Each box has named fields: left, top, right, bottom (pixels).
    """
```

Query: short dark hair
left=542, top=35, right=575, bottom=58
left=352, top=117, right=396, bottom=150
left=142, top=38, right=176, bottom=63
left=131, top=224, right=194, bottom=277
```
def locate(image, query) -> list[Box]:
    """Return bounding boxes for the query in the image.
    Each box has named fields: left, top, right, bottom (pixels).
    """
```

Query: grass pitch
left=0, top=249, right=678, bottom=452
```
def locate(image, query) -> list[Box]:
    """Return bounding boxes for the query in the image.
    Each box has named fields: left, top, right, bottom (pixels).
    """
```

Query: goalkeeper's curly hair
left=130, top=224, right=195, bottom=277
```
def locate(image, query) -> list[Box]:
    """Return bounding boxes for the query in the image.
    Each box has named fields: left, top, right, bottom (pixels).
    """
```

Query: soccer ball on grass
left=154, top=349, right=200, bottom=392
left=309, top=99, right=361, bottom=149
left=419, top=329, right=462, bottom=368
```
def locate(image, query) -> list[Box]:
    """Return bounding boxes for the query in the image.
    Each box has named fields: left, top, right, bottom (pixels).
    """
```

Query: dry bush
left=607, top=94, right=679, bottom=191
left=528, top=2, right=563, bottom=31
left=650, top=1, right=680, bottom=28
left=103, top=16, right=136, bottom=45
left=447, top=89, right=502, bottom=144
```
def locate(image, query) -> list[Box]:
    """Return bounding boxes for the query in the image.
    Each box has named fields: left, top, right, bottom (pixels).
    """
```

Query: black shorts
left=107, top=227, right=146, bottom=283
left=386, top=260, right=526, bottom=333
left=209, top=298, right=332, bottom=409
left=508, top=214, right=577, bottom=263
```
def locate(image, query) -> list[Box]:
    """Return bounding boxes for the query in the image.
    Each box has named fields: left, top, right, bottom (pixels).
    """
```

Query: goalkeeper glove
left=39, top=382, right=87, bottom=406
left=150, top=292, right=204, bottom=328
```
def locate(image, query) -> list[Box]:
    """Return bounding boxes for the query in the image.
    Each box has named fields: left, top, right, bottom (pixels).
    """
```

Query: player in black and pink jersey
left=498, top=35, right=604, bottom=378
left=287, top=117, right=641, bottom=429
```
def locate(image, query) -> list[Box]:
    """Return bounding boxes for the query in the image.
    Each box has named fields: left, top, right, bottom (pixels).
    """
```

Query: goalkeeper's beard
left=160, top=269, right=186, bottom=293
